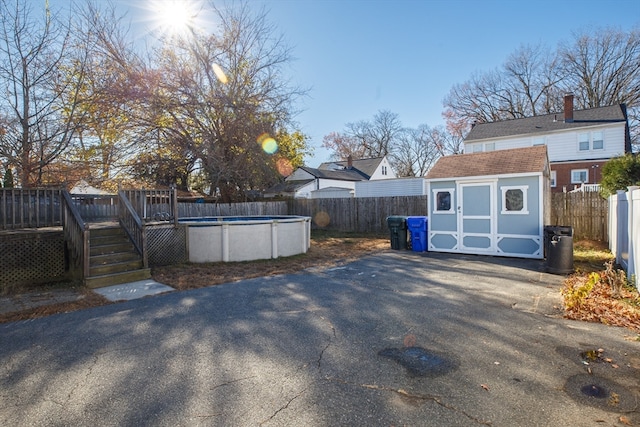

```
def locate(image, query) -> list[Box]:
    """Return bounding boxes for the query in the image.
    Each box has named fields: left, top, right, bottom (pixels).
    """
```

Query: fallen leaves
left=562, top=273, right=640, bottom=332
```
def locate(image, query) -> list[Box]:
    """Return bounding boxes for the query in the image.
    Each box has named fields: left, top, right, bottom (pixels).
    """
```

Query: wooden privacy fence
left=288, top=196, right=429, bottom=233
left=550, top=192, right=608, bottom=241
left=178, top=201, right=287, bottom=217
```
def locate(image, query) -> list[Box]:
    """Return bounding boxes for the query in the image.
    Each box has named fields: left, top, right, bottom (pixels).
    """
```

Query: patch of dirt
left=0, top=234, right=390, bottom=323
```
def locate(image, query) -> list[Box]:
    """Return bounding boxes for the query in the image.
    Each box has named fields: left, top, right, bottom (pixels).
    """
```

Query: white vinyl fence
left=609, top=187, right=640, bottom=291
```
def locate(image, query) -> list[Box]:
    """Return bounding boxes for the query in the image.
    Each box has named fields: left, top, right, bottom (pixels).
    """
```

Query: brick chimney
left=564, top=93, right=574, bottom=123
left=347, top=154, right=353, bottom=169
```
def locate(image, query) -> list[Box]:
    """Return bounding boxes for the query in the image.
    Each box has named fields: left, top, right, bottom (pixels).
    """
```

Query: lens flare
left=275, top=157, right=294, bottom=177
left=313, top=211, right=331, bottom=228
left=212, top=63, right=228, bottom=84
left=257, top=133, right=278, bottom=154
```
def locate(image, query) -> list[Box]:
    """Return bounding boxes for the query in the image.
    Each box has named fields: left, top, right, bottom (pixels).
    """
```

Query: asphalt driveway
left=1, top=251, right=638, bottom=426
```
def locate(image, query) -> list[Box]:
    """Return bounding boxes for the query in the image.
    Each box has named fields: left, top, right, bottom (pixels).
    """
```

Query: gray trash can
left=544, top=225, right=573, bottom=274
left=387, top=216, right=408, bottom=250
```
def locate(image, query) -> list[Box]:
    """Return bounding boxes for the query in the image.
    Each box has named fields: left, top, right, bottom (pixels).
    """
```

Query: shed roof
left=426, top=145, right=548, bottom=180
left=465, top=104, right=627, bottom=142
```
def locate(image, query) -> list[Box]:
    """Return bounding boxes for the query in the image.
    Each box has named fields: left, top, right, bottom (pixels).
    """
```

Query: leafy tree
left=63, top=1, right=143, bottom=186
left=3, top=168, right=13, bottom=188
left=0, top=0, right=88, bottom=186
left=600, top=154, right=640, bottom=197
left=132, top=2, right=309, bottom=201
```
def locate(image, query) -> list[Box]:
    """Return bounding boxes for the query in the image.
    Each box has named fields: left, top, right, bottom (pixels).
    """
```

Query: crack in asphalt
left=259, top=386, right=309, bottom=426
left=324, top=376, right=493, bottom=426
left=209, top=375, right=257, bottom=390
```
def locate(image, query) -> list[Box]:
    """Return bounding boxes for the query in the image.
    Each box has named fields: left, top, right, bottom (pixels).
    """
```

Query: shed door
left=458, top=182, right=495, bottom=254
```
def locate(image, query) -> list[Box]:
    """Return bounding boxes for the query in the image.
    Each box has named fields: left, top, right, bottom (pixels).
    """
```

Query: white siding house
left=264, top=156, right=394, bottom=198
left=355, top=177, right=426, bottom=198
left=464, top=94, right=631, bottom=192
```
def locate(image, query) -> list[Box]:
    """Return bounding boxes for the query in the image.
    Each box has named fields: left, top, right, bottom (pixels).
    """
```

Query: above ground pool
left=179, top=216, right=311, bottom=263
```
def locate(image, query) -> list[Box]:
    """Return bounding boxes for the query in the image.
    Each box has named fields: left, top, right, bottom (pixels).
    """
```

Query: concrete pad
left=93, top=280, right=174, bottom=302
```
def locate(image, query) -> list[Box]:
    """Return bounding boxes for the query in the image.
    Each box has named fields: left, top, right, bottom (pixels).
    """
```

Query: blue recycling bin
left=407, top=216, right=428, bottom=252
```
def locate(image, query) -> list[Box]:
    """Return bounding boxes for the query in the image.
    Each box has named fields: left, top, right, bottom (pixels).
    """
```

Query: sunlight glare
left=150, top=0, right=197, bottom=36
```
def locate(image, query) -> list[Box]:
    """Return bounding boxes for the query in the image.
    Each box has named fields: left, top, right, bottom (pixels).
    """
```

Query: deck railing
left=118, top=190, right=148, bottom=268
left=0, top=188, right=63, bottom=229
left=61, top=191, right=90, bottom=277
left=70, top=194, right=118, bottom=220
left=122, top=188, right=178, bottom=225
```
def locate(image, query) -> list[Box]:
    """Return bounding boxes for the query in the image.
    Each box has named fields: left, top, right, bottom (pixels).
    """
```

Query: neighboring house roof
left=426, top=146, right=548, bottom=180
left=317, top=157, right=385, bottom=179
left=263, top=179, right=313, bottom=195
left=311, top=186, right=354, bottom=193
left=69, top=180, right=110, bottom=195
left=465, top=104, right=628, bottom=142
left=298, top=166, right=368, bottom=181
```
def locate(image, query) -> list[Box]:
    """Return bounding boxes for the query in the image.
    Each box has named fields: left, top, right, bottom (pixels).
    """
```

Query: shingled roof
left=298, top=166, right=368, bottom=181
left=426, top=146, right=548, bottom=180
left=465, top=104, right=628, bottom=142
left=317, top=157, right=384, bottom=179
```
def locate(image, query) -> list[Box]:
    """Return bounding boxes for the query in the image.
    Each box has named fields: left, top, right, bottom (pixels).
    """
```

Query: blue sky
left=121, top=0, right=639, bottom=166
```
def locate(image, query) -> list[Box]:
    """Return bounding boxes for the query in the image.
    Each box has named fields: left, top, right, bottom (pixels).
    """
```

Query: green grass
left=573, top=240, right=615, bottom=273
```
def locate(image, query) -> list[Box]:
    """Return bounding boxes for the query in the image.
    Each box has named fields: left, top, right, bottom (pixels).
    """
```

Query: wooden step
left=90, top=242, right=135, bottom=256
left=91, top=234, right=130, bottom=246
left=89, top=258, right=144, bottom=276
left=90, top=251, right=141, bottom=266
left=89, top=226, right=125, bottom=237
left=85, top=268, right=152, bottom=289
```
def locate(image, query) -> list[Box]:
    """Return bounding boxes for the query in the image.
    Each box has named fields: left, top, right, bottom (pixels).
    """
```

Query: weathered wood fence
left=178, top=201, right=287, bottom=217
left=288, top=196, right=429, bottom=233
left=550, top=192, right=608, bottom=241
left=1, top=188, right=609, bottom=239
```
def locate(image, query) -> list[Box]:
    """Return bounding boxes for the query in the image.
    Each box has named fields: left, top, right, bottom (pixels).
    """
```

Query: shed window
left=433, top=189, right=454, bottom=214
left=501, top=185, right=529, bottom=215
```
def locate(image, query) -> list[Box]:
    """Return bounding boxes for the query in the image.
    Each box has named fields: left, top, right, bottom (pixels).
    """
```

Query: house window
left=571, top=169, right=589, bottom=184
left=382, top=166, right=387, bottom=175
left=532, top=137, right=546, bottom=146
left=433, top=189, right=454, bottom=214
left=592, top=131, right=604, bottom=150
left=550, top=170, right=556, bottom=187
left=472, top=144, right=483, bottom=153
left=501, top=185, right=529, bottom=215
left=485, top=142, right=495, bottom=151
left=578, top=131, right=605, bottom=151
left=578, top=133, right=590, bottom=151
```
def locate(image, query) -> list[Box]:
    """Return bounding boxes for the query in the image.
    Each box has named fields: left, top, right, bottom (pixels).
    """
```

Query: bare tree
left=443, top=27, right=640, bottom=145
left=559, top=26, right=640, bottom=144
left=343, top=110, right=403, bottom=158
left=321, top=131, right=367, bottom=160
left=391, top=126, right=440, bottom=177
left=0, top=0, right=87, bottom=186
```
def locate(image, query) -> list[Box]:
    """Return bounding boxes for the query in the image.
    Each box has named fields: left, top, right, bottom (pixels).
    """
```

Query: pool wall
left=182, top=216, right=311, bottom=263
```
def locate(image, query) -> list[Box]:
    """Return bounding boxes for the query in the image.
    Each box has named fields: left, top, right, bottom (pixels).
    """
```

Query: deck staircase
left=85, top=224, right=151, bottom=288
